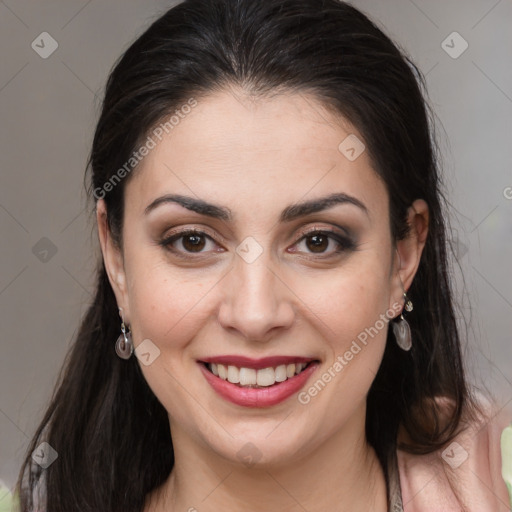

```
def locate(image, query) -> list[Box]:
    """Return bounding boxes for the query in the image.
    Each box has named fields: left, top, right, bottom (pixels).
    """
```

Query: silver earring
left=115, top=321, right=134, bottom=359
left=404, top=292, right=413, bottom=312
left=392, top=293, right=412, bottom=351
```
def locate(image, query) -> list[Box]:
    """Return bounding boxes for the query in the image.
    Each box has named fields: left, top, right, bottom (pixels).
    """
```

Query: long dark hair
left=16, top=0, right=479, bottom=510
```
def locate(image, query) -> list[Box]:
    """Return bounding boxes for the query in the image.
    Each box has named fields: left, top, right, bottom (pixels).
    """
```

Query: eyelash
left=159, top=226, right=355, bottom=261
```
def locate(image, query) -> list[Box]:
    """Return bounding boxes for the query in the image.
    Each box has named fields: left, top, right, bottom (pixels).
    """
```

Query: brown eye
left=291, top=229, right=355, bottom=257
left=305, top=233, right=329, bottom=253
left=160, top=229, right=219, bottom=257
left=182, top=233, right=206, bottom=252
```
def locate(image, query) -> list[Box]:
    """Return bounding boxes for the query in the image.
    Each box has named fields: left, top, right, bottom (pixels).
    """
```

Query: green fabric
left=0, top=484, right=19, bottom=512
left=502, top=424, right=512, bottom=506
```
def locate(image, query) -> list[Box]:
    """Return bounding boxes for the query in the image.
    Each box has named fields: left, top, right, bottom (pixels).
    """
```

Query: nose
left=217, top=253, right=295, bottom=343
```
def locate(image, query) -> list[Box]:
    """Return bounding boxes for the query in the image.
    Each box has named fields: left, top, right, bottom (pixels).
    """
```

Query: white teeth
left=275, top=365, right=287, bottom=382
left=239, top=367, right=257, bottom=386
left=227, top=365, right=240, bottom=383
left=207, top=361, right=311, bottom=387
left=256, top=367, right=276, bottom=387
left=217, top=364, right=227, bottom=380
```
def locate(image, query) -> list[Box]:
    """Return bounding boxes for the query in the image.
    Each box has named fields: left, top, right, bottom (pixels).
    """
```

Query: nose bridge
left=218, top=249, right=294, bottom=341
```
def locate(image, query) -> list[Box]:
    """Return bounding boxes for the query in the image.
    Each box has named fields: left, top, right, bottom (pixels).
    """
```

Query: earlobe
left=96, top=199, right=129, bottom=314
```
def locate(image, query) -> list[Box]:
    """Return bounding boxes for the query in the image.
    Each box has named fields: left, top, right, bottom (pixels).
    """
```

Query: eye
left=290, top=228, right=355, bottom=257
left=159, top=226, right=355, bottom=261
left=159, top=229, right=222, bottom=258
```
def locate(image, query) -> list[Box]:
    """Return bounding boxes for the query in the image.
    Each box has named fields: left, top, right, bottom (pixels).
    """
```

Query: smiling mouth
left=202, top=360, right=319, bottom=388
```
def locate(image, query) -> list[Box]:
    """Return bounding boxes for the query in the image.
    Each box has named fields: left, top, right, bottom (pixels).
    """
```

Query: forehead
left=125, top=89, right=387, bottom=220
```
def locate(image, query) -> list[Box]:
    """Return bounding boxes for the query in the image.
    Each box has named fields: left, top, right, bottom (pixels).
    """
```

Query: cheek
left=121, top=242, right=194, bottom=336
left=296, top=257, right=392, bottom=342
left=297, top=256, right=392, bottom=405
left=292, top=262, right=393, bottom=433
left=124, top=260, right=219, bottom=417
left=128, top=264, right=216, bottom=350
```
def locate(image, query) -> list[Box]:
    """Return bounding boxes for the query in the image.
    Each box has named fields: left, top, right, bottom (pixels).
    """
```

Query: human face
left=102, top=89, right=406, bottom=466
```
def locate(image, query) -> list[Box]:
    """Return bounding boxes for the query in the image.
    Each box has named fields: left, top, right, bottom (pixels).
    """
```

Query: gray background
left=1, top=0, right=511, bottom=497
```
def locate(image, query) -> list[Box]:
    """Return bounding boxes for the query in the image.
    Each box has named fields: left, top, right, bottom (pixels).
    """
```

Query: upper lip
left=199, top=355, right=317, bottom=370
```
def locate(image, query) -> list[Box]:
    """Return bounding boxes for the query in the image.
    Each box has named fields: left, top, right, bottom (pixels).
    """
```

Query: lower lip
left=198, top=362, right=319, bottom=408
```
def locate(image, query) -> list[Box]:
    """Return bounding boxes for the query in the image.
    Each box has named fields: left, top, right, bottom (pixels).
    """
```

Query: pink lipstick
left=198, top=356, right=319, bottom=408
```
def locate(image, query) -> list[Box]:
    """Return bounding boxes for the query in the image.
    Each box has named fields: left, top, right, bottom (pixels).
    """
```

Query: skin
left=97, top=88, right=428, bottom=512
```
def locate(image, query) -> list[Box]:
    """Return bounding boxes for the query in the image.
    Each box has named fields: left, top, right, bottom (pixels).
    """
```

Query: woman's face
left=100, top=89, right=420, bottom=467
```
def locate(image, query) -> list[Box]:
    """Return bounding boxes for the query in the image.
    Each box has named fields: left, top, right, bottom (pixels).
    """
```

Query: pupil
left=183, top=234, right=205, bottom=252
left=307, top=234, right=327, bottom=253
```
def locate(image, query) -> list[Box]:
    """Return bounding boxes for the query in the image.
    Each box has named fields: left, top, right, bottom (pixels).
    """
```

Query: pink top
left=396, top=401, right=511, bottom=511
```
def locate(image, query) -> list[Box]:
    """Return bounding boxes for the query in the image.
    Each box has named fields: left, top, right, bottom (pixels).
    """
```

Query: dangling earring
left=115, top=319, right=134, bottom=359
left=392, top=292, right=413, bottom=351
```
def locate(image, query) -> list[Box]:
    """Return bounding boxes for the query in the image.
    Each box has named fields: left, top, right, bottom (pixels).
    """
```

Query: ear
left=389, top=199, right=429, bottom=309
left=96, top=199, right=130, bottom=321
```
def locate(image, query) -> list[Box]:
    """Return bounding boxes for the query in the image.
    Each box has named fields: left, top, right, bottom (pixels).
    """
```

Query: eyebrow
left=144, top=192, right=368, bottom=222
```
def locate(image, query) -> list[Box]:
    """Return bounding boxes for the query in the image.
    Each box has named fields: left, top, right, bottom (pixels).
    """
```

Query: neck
left=145, top=408, right=388, bottom=512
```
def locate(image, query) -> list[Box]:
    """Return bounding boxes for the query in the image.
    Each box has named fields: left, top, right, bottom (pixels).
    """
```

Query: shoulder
left=397, top=394, right=512, bottom=512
